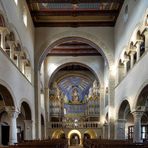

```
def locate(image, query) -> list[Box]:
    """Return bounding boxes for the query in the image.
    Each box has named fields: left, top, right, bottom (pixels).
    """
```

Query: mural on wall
left=58, top=76, right=91, bottom=105
left=49, top=75, right=100, bottom=118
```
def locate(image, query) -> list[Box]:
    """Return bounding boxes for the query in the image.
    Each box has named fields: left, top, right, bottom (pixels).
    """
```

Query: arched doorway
left=19, top=102, right=32, bottom=141
left=0, top=84, right=15, bottom=145
left=117, top=100, right=133, bottom=140
left=70, top=133, right=80, bottom=146
left=0, top=112, right=9, bottom=146
left=134, top=84, right=148, bottom=142
left=68, top=130, right=82, bottom=146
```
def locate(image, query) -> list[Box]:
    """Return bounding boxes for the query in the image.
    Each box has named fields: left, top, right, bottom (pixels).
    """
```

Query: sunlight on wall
left=40, top=93, right=44, bottom=109
left=109, top=106, right=115, bottom=120
left=110, top=64, right=117, bottom=77
left=48, top=63, right=57, bottom=76
left=14, top=0, right=18, bottom=5
left=23, top=8, right=27, bottom=27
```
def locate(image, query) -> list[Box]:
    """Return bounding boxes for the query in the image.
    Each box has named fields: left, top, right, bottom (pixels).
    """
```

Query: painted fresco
left=58, top=76, right=91, bottom=115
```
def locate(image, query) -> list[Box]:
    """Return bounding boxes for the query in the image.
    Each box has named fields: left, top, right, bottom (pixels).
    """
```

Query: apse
left=48, top=64, right=100, bottom=122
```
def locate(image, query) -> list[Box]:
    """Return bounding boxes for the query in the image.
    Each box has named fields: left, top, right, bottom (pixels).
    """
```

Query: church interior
left=0, top=0, right=148, bottom=147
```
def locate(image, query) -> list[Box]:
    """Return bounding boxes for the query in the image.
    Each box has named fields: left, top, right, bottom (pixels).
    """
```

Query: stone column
left=7, top=41, right=15, bottom=59
left=7, top=109, right=19, bottom=145
left=130, top=51, right=136, bottom=69
left=24, top=120, right=32, bottom=140
left=108, top=67, right=115, bottom=139
left=16, top=52, right=21, bottom=69
left=103, top=123, right=108, bottom=139
left=118, top=62, right=124, bottom=82
left=123, top=58, right=129, bottom=75
left=115, top=119, right=126, bottom=140
left=136, top=40, right=143, bottom=61
left=44, top=58, right=50, bottom=139
left=143, top=29, right=148, bottom=51
left=132, top=111, right=143, bottom=143
left=0, top=28, right=7, bottom=50
left=34, top=69, right=41, bottom=139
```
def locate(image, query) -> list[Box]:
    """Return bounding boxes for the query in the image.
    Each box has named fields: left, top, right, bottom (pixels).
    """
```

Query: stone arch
left=0, top=13, right=6, bottom=27
left=134, top=80, right=148, bottom=110
left=8, top=23, right=22, bottom=44
left=51, top=129, right=65, bottom=139
left=48, top=62, right=102, bottom=87
left=118, top=100, right=131, bottom=119
left=37, top=31, right=114, bottom=70
left=20, top=101, right=32, bottom=120
left=0, top=10, right=9, bottom=27
left=0, top=84, right=15, bottom=107
left=84, top=129, right=97, bottom=139
left=68, top=129, right=82, bottom=145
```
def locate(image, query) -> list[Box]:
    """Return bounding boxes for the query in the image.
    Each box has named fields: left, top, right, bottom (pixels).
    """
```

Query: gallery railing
left=48, top=121, right=100, bottom=129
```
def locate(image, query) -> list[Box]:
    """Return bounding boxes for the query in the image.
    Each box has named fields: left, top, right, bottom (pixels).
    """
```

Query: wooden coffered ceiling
left=47, top=41, right=101, bottom=56
left=26, top=0, right=124, bottom=27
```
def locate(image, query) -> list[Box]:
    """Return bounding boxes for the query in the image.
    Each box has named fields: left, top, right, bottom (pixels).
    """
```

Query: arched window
left=0, top=14, right=5, bottom=27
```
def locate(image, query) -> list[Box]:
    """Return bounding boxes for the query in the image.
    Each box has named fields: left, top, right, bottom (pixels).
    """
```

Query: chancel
left=0, top=0, right=148, bottom=148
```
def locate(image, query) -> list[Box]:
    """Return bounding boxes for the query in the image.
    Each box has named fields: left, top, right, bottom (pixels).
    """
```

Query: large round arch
left=48, top=62, right=101, bottom=87
left=37, top=33, right=113, bottom=69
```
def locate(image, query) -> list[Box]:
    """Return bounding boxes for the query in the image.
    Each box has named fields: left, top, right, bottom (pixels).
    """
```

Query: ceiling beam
left=27, top=0, right=123, bottom=3
left=34, top=21, right=115, bottom=27
left=31, top=10, right=119, bottom=17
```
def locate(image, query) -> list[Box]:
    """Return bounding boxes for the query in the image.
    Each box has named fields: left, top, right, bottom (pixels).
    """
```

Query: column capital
left=5, top=106, right=20, bottom=119
left=132, top=111, right=144, bottom=119
left=143, top=28, right=148, bottom=36
left=116, top=119, right=127, bottom=123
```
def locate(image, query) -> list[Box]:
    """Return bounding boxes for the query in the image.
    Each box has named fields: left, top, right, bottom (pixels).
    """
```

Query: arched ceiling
left=26, top=0, right=124, bottom=27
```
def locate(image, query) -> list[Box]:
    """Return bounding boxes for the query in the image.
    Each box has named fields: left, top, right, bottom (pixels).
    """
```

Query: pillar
left=118, top=62, right=124, bottom=82
left=123, top=59, right=129, bottom=75
left=132, top=111, right=143, bottom=143
left=44, top=58, right=50, bottom=139
left=16, top=52, right=21, bottom=69
left=136, top=41, right=143, bottom=61
left=103, top=123, right=108, bottom=139
left=7, top=109, right=19, bottom=145
left=24, top=120, right=32, bottom=140
left=144, top=29, right=148, bottom=51
left=108, top=67, right=115, bottom=139
left=115, top=119, right=126, bottom=140
left=0, top=28, right=7, bottom=50
left=130, top=51, right=136, bottom=69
